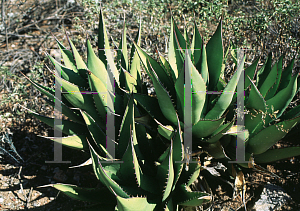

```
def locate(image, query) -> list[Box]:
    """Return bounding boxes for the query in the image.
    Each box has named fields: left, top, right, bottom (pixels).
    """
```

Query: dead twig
left=0, top=32, right=48, bottom=38
left=16, top=15, right=66, bottom=33
left=17, top=166, right=28, bottom=203
left=1, top=0, right=8, bottom=51
left=26, top=187, right=33, bottom=209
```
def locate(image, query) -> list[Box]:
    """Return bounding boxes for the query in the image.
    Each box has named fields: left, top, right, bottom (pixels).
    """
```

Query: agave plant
left=130, top=11, right=300, bottom=205
left=22, top=8, right=214, bottom=210
left=222, top=52, right=300, bottom=167
left=23, top=5, right=300, bottom=210
left=131, top=14, right=300, bottom=169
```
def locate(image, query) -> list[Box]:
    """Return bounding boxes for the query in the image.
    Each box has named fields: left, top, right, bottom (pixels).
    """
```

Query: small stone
left=73, top=174, right=80, bottom=183
left=53, top=167, right=60, bottom=174
left=254, top=183, right=291, bottom=210
left=40, top=165, right=47, bottom=171
left=33, top=202, right=40, bottom=207
left=53, top=170, right=67, bottom=182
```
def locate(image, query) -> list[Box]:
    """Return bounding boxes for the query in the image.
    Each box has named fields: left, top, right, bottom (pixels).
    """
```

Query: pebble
left=53, top=167, right=60, bottom=174
left=41, top=165, right=47, bottom=171
left=73, top=174, right=80, bottom=183
left=254, top=182, right=292, bottom=210
left=33, top=202, right=40, bottom=207
left=53, top=170, right=68, bottom=182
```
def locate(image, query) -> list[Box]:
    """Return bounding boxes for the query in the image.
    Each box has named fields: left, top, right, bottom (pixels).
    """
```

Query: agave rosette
left=23, top=8, right=213, bottom=210
left=23, top=5, right=300, bottom=209
left=132, top=16, right=246, bottom=162
left=132, top=15, right=300, bottom=169
left=222, top=52, right=300, bottom=167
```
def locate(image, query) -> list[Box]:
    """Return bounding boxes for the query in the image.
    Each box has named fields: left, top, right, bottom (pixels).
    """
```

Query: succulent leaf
left=256, top=53, right=272, bottom=89
left=277, top=58, right=294, bottom=93
left=205, top=56, right=244, bottom=119
left=118, top=94, right=136, bottom=157
left=191, top=21, right=202, bottom=65
left=187, top=52, right=206, bottom=124
left=158, top=124, right=175, bottom=140
left=21, top=72, right=83, bottom=124
left=119, top=127, right=141, bottom=185
left=42, top=135, right=88, bottom=150
left=172, top=17, right=187, bottom=55
left=206, top=19, right=223, bottom=91
left=134, top=41, right=176, bottom=99
left=98, top=7, right=119, bottom=84
left=80, top=110, right=113, bottom=158
left=89, top=144, right=129, bottom=198
left=173, top=184, right=211, bottom=206
left=53, top=184, right=116, bottom=203
left=168, top=16, right=184, bottom=79
left=48, top=55, right=87, bottom=89
left=116, top=195, right=156, bottom=211
left=244, top=57, right=259, bottom=89
left=244, top=110, right=265, bottom=136
left=158, top=50, right=176, bottom=83
left=264, top=55, right=283, bottom=100
left=247, top=77, right=267, bottom=111
left=87, top=39, right=108, bottom=86
left=129, top=23, right=143, bottom=91
left=281, top=104, right=300, bottom=120
left=172, top=118, right=184, bottom=190
left=54, top=75, right=104, bottom=128
left=196, top=44, right=209, bottom=85
left=259, top=60, right=278, bottom=98
left=133, top=94, right=170, bottom=125
left=247, top=115, right=300, bottom=154
left=205, top=119, right=235, bottom=144
left=117, top=18, right=129, bottom=71
left=156, top=142, right=174, bottom=202
left=54, top=37, right=78, bottom=72
left=192, top=117, right=225, bottom=139
left=266, top=75, right=297, bottom=119
left=28, top=109, right=87, bottom=136
left=146, top=60, right=178, bottom=125
left=254, top=147, right=300, bottom=163
left=87, top=69, right=108, bottom=120
left=66, top=35, right=88, bottom=79
left=174, top=65, right=184, bottom=120
left=122, top=68, right=138, bottom=93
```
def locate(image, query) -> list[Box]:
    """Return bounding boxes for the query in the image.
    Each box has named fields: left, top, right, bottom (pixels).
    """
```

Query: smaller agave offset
left=222, top=52, right=300, bottom=167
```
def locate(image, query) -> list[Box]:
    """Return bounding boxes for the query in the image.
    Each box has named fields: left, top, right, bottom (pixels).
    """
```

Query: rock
left=73, top=174, right=80, bottom=184
left=40, top=165, right=47, bottom=171
left=13, top=179, right=20, bottom=185
left=53, top=167, right=60, bottom=174
left=53, top=170, right=68, bottom=182
left=254, top=182, right=292, bottom=210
